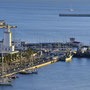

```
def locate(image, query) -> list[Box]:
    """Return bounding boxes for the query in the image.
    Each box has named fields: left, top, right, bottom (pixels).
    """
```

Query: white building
left=69, top=38, right=83, bottom=47
left=0, top=21, right=18, bottom=54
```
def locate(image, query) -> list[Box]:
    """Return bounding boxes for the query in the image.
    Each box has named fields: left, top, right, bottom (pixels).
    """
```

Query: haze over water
left=0, top=0, right=90, bottom=44
left=0, top=0, right=90, bottom=90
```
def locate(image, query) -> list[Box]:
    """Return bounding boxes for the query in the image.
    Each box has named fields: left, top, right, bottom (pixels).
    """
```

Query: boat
left=9, top=75, right=18, bottom=79
left=69, top=9, right=74, bottom=12
left=31, top=69, right=38, bottom=74
left=65, top=55, right=73, bottom=62
left=59, top=53, right=73, bottom=62
left=0, top=77, right=12, bottom=86
left=19, top=70, right=33, bottom=74
left=19, top=69, right=38, bottom=74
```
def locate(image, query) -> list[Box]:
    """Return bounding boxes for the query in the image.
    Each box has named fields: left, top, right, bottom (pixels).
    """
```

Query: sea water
left=0, top=0, right=90, bottom=90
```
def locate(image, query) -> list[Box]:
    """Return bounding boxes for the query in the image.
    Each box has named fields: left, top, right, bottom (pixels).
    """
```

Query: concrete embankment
left=4, top=59, right=58, bottom=77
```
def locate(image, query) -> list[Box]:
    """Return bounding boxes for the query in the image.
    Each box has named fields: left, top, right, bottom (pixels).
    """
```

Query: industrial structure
left=0, top=20, right=18, bottom=54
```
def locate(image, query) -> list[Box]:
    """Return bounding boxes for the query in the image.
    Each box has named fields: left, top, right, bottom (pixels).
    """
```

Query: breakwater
left=1, top=40, right=90, bottom=87
left=4, top=59, right=58, bottom=77
left=1, top=40, right=90, bottom=79
left=0, top=45, right=72, bottom=78
left=59, top=14, right=90, bottom=17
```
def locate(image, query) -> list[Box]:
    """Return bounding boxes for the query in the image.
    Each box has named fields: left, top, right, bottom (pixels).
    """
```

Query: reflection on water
left=0, top=58, right=90, bottom=90
left=0, top=1, right=90, bottom=90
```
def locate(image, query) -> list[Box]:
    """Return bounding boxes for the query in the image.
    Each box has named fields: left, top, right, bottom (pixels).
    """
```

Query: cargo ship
left=59, top=14, right=90, bottom=17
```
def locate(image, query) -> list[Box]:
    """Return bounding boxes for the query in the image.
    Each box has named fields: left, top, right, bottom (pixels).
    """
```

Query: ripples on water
left=1, top=58, right=90, bottom=90
left=0, top=1, right=90, bottom=90
left=0, top=2, right=90, bottom=44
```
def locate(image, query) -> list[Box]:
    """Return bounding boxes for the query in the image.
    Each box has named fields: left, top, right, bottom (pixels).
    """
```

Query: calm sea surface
left=1, top=58, right=90, bottom=90
left=0, top=1, right=90, bottom=90
left=0, top=2, right=90, bottom=44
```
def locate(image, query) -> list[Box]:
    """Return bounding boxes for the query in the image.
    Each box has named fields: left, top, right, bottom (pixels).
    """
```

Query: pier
left=0, top=41, right=73, bottom=78
left=4, top=59, right=58, bottom=77
left=0, top=39, right=90, bottom=86
left=0, top=21, right=90, bottom=86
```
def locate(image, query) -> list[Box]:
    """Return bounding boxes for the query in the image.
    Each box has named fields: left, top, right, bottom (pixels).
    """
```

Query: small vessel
left=65, top=55, right=73, bottom=62
left=9, top=75, right=18, bottom=79
left=69, top=8, right=74, bottom=12
left=0, top=77, right=12, bottom=86
left=59, top=53, right=73, bottom=62
left=32, top=69, right=38, bottom=74
left=19, top=69, right=38, bottom=74
left=0, top=82, right=12, bottom=86
left=19, top=70, right=33, bottom=74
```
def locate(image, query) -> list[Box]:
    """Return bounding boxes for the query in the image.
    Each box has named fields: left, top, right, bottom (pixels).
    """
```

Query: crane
left=0, top=20, right=17, bottom=30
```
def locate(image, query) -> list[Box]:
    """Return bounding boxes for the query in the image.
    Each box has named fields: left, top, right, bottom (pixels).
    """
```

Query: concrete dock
left=4, top=59, right=58, bottom=77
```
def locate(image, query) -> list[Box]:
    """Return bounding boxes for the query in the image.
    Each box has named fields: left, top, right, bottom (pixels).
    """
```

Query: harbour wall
left=4, top=59, right=58, bottom=77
